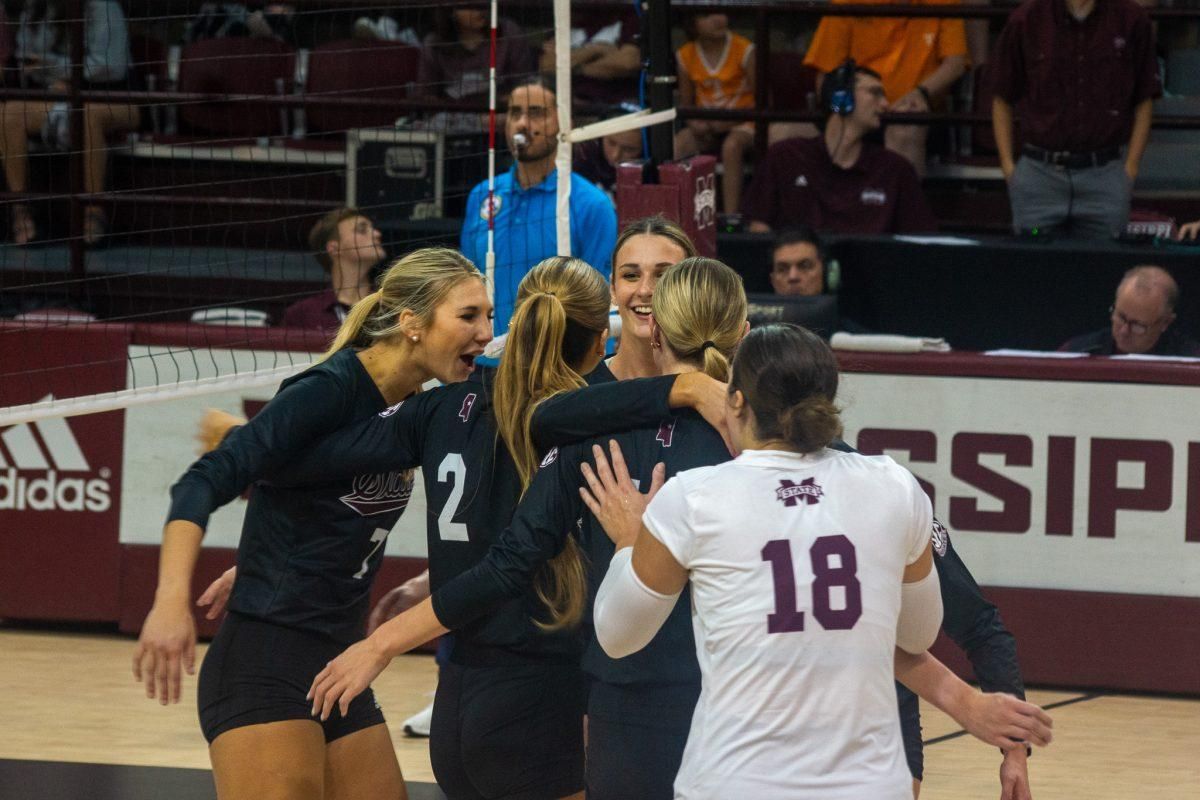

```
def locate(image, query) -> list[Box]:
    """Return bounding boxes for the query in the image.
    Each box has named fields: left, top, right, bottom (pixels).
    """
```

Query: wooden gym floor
left=1, top=628, right=1197, bottom=799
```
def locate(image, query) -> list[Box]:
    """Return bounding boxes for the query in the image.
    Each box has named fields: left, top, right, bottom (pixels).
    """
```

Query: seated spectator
left=1, top=0, right=140, bottom=245
left=573, top=102, right=644, bottom=199
left=769, top=228, right=827, bottom=296
left=674, top=12, right=755, bottom=214
left=185, top=3, right=295, bottom=44
left=280, top=208, right=384, bottom=332
left=741, top=62, right=936, bottom=235
left=540, top=3, right=640, bottom=105
left=416, top=5, right=533, bottom=107
left=803, top=0, right=968, bottom=176
left=1178, top=220, right=1199, bottom=241
left=1059, top=266, right=1200, bottom=356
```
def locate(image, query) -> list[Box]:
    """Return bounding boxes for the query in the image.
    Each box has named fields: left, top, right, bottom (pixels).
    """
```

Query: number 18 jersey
left=641, top=447, right=932, bottom=800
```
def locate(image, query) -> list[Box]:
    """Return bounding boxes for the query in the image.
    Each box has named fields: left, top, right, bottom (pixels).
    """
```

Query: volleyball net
left=0, top=0, right=675, bottom=426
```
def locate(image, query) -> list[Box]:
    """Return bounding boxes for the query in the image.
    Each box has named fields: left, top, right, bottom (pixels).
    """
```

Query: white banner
left=119, top=346, right=428, bottom=557
left=839, top=373, right=1200, bottom=598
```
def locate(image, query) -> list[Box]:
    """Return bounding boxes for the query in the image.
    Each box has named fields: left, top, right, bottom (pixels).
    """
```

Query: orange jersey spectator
left=803, top=0, right=968, bottom=104
left=676, top=29, right=755, bottom=109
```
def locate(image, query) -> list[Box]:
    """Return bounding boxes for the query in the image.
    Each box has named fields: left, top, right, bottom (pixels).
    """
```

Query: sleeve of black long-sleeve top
left=936, top=527, right=1026, bottom=699
left=167, top=369, right=351, bottom=530
left=531, top=376, right=675, bottom=451
left=432, top=443, right=587, bottom=629
left=264, top=390, right=437, bottom=487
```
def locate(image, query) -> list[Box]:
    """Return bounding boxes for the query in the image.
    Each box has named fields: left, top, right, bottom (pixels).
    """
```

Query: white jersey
left=641, top=447, right=932, bottom=800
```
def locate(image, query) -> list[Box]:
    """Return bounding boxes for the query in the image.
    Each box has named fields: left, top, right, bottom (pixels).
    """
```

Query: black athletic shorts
left=430, top=660, right=585, bottom=800
left=197, top=611, right=386, bottom=744
left=585, top=681, right=701, bottom=800
left=896, top=682, right=924, bottom=781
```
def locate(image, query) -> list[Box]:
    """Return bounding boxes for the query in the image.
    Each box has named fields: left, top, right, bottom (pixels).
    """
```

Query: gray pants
left=1008, top=155, right=1130, bottom=239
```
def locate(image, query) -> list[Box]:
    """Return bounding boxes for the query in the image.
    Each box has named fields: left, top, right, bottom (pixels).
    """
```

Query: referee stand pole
left=644, top=0, right=677, bottom=169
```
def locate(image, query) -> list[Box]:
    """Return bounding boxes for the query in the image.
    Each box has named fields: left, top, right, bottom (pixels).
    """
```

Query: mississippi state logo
left=656, top=419, right=677, bottom=448
left=340, top=470, right=415, bottom=516
left=776, top=477, right=823, bottom=507
left=860, top=188, right=887, bottom=206
left=458, top=393, right=477, bottom=422
left=931, top=517, right=950, bottom=557
left=479, top=194, right=502, bottom=221
left=540, top=447, right=559, bottom=468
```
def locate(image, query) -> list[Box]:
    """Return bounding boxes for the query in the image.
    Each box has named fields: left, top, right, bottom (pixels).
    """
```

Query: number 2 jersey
left=641, top=448, right=932, bottom=800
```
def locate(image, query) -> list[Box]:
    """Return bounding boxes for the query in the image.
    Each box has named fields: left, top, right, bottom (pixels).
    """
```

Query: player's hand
left=307, top=637, right=391, bottom=721
left=132, top=598, right=196, bottom=706
left=1000, top=746, right=1032, bottom=800
left=196, top=566, right=237, bottom=620
left=195, top=409, right=246, bottom=455
left=1178, top=220, right=1200, bottom=241
left=960, top=692, right=1052, bottom=750
left=367, top=570, right=430, bottom=635
left=579, top=440, right=665, bottom=549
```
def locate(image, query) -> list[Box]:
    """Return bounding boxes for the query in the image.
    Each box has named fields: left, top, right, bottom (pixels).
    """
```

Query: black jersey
left=267, top=367, right=681, bottom=664
left=434, top=408, right=731, bottom=689
left=167, top=349, right=414, bottom=644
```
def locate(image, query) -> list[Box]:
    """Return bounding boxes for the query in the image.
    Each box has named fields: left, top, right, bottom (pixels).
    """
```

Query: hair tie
left=701, top=341, right=716, bottom=351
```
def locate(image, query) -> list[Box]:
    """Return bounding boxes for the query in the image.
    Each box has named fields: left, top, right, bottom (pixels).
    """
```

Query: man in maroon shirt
left=279, top=208, right=385, bottom=332
left=991, top=0, right=1161, bottom=238
left=740, top=64, right=937, bottom=235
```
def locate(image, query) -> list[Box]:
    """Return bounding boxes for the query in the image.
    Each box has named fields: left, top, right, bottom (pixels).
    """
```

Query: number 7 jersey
left=641, top=447, right=932, bottom=800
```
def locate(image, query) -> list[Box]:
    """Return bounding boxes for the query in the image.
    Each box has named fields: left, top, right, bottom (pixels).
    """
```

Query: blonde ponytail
left=651, top=257, right=747, bottom=379
left=492, top=256, right=610, bottom=631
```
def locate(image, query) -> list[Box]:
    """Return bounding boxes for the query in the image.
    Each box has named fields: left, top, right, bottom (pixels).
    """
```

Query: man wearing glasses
left=1060, top=265, right=1200, bottom=356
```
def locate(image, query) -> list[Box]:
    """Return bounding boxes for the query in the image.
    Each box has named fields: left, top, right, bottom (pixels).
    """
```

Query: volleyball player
left=306, top=258, right=1052, bottom=799
left=585, top=323, right=1053, bottom=797
left=207, top=256, right=727, bottom=800
left=132, top=248, right=492, bottom=800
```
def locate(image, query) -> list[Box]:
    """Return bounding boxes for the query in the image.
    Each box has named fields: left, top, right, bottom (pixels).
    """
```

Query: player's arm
left=432, top=446, right=589, bottom=629
left=308, top=449, right=591, bottom=720
left=531, top=372, right=728, bottom=451
left=894, top=649, right=1053, bottom=751
left=137, top=371, right=349, bottom=704
left=897, top=540, right=943, bottom=654
left=264, top=390, right=436, bottom=486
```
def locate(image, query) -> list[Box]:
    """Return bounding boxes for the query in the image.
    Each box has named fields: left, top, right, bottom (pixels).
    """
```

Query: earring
left=411, top=335, right=419, bottom=343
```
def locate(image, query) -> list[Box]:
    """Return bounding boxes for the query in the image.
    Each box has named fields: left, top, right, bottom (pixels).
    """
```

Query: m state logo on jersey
left=656, top=419, right=677, bottom=448
left=776, top=477, right=823, bottom=507
left=0, top=396, right=112, bottom=512
left=931, top=517, right=950, bottom=557
left=459, top=393, right=477, bottom=422
left=540, top=447, right=559, bottom=468
left=339, top=470, right=415, bottom=516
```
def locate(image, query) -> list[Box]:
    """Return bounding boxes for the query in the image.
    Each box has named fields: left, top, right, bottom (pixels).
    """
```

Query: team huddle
left=132, top=217, right=1052, bottom=800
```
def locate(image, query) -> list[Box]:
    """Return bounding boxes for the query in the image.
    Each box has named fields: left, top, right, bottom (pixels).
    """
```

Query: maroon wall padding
left=616, top=156, right=718, bottom=257
left=0, top=325, right=131, bottom=621
left=932, top=587, right=1200, bottom=695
